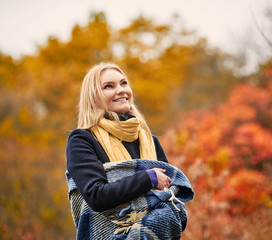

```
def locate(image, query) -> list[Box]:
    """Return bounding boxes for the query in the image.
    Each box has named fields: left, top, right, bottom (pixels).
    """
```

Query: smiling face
left=100, top=68, right=132, bottom=115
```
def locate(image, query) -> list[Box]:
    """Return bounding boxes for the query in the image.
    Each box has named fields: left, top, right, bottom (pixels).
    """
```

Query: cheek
left=103, top=91, right=116, bottom=107
left=103, top=91, right=111, bottom=100
left=97, top=90, right=111, bottom=109
left=127, top=87, right=133, bottom=97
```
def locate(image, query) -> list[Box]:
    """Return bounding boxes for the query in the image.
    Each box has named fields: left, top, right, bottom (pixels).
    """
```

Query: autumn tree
left=161, top=61, right=272, bottom=239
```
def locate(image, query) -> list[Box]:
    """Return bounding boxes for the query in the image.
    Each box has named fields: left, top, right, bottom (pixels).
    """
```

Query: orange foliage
left=162, top=81, right=272, bottom=239
left=231, top=123, right=272, bottom=166
left=215, top=169, right=269, bottom=214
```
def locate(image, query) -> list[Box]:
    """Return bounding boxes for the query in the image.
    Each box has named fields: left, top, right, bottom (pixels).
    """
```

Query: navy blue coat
left=66, top=128, right=168, bottom=212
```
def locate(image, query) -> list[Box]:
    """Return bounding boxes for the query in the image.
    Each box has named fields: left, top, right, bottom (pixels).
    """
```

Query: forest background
left=1, top=5, right=272, bottom=240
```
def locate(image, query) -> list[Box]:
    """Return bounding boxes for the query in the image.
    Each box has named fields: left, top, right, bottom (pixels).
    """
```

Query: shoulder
left=152, top=135, right=162, bottom=147
left=68, top=128, right=93, bottom=139
left=152, top=135, right=168, bottom=163
left=66, top=128, right=98, bottom=151
left=67, top=128, right=96, bottom=143
left=152, top=135, right=159, bottom=142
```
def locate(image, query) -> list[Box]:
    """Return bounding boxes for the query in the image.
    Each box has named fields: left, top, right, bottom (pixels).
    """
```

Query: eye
left=121, top=80, right=128, bottom=85
left=104, top=84, right=112, bottom=89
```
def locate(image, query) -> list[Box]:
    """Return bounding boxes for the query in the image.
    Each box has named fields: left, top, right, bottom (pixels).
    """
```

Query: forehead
left=100, top=68, right=125, bottom=83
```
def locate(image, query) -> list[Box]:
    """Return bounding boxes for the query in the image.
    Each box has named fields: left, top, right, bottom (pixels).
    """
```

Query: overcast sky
left=0, top=0, right=270, bottom=70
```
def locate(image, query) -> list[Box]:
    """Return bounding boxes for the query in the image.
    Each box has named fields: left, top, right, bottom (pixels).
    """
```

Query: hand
left=153, top=168, right=172, bottom=190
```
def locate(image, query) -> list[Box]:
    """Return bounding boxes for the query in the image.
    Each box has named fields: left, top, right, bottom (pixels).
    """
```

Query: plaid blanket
left=66, top=159, right=194, bottom=240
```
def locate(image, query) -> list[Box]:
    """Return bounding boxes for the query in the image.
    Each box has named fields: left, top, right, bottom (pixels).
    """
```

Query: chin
left=117, top=108, right=130, bottom=115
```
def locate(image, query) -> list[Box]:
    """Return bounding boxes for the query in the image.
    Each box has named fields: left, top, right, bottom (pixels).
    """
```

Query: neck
left=104, top=112, right=133, bottom=121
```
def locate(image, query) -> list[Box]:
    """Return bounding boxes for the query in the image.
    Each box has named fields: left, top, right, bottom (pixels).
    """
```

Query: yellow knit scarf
left=91, top=117, right=157, bottom=162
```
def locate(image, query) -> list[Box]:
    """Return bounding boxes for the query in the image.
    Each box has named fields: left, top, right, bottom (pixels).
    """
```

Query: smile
left=113, top=97, right=128, bottom=102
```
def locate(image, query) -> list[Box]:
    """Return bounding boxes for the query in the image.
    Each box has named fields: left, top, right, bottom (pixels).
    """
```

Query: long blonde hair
left=78, top=62, right=152, bottom=137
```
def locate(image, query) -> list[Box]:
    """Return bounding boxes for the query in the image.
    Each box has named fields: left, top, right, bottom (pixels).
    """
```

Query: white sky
left=0, top=0, right=270, bottom=66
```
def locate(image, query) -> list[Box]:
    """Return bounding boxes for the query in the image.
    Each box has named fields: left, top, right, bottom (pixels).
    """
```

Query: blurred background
left=0, top=0, right=271, bottom=239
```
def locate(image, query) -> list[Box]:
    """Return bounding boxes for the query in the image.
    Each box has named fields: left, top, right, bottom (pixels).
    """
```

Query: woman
left=66, top=62, right=193, bottom=239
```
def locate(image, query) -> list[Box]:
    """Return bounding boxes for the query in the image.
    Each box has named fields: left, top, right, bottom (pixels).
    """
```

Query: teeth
left=114, top=98, right=127, bottom=102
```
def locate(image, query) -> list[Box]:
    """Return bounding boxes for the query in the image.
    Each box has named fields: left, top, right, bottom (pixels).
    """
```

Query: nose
left=116, top=84, right=125, bottom=95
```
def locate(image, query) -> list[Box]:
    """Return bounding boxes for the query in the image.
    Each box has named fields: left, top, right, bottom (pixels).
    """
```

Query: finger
left=158, top=168, right=166, bottom=173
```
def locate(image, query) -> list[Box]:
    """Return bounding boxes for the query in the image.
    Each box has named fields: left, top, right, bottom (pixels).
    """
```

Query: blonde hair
left=78, top=62, right=152, bottom=137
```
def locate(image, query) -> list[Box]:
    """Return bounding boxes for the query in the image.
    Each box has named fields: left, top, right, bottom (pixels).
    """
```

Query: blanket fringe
left=164, top=188, right=185, bottom=211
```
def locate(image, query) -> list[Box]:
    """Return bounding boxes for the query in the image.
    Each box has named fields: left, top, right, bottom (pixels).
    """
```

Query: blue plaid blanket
left=66, top=159, right=194, bottom=240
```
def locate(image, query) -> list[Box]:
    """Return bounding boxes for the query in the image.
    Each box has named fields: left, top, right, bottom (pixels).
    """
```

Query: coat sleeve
left=66, top=129, right=153, bottom=212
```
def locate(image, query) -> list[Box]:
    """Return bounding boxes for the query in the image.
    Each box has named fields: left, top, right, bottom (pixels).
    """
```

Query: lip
left=113, top=97, right=128, bottom=102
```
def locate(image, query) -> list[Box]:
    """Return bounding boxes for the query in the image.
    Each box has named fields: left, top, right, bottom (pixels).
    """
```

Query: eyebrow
left=102, top=81, right=115, bottom=86
left=102, top=78, right=126, bottom=86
